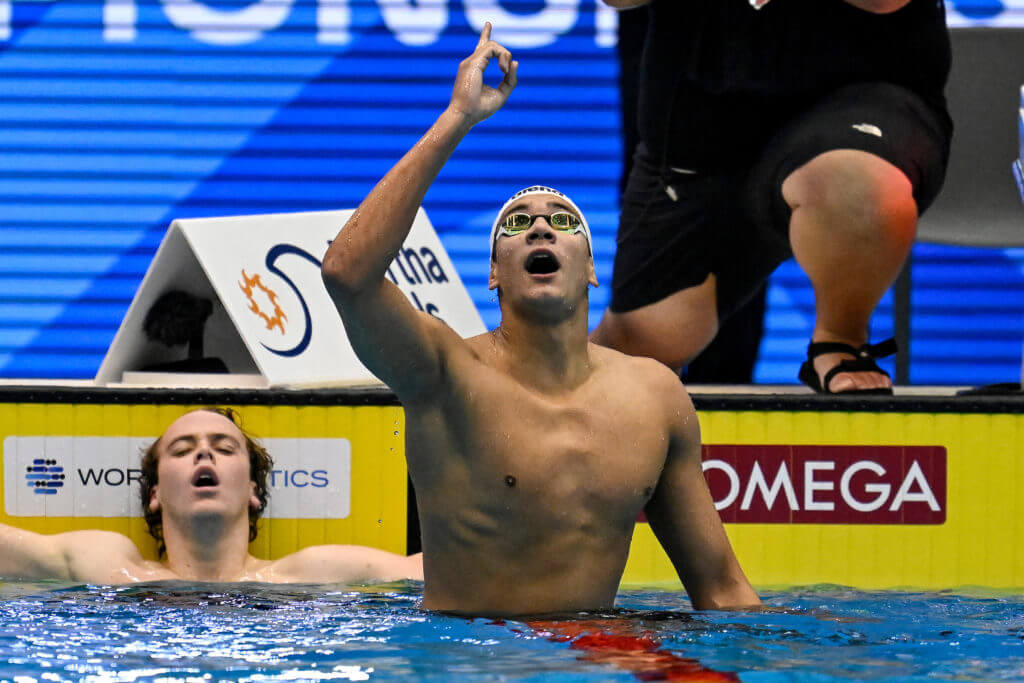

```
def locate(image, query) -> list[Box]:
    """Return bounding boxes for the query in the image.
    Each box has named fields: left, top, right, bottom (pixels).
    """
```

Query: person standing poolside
left=320, top=24, right=760, bottom=616
left=0, top=408, right=423, bottom=584
left=615, top=1, right=768, bottom=386
left=593, top=0, right=952, bottom=394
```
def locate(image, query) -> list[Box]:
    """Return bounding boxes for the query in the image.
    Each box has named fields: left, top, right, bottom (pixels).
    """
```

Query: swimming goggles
left=489, top=185, right=593, bottom=261
left=496, top=212, right=584, bottom=237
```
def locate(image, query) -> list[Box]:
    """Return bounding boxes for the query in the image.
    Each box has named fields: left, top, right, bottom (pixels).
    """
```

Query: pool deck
left=0, top=378, right=1020, bottom=408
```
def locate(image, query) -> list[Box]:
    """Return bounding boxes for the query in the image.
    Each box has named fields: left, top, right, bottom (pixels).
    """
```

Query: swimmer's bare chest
left=404, top=355, right=670, bottom=535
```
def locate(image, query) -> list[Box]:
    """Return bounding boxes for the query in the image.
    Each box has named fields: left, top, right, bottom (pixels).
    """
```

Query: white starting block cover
left=96, top=209, right=485, bottom=388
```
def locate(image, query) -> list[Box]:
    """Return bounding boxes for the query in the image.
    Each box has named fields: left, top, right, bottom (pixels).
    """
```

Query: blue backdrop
left=1, top=0, right=1022, bottom=385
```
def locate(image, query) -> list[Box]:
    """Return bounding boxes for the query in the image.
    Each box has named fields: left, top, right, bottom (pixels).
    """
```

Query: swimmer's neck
left=160, top=512, right=256, bottom=581
left=492, top=310, right=593, bottom=391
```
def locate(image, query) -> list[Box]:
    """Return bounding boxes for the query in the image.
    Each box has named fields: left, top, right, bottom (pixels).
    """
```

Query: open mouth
left=525, top=251, right=560, bottom=275
left=191, top=468, right=219, bottom=488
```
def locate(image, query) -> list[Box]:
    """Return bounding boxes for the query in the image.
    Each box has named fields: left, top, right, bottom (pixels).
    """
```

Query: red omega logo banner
left=702, top=445, right=947, bottom=525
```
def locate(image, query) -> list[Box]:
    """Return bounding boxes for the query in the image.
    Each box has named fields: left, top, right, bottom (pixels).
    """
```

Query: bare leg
left=783, top=149, right=918, bottom=392
left=590, top=274, right=719, bottom=372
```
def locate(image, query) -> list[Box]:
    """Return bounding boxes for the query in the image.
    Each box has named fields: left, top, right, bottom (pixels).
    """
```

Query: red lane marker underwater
left=526, top=619, right=740, bottom=681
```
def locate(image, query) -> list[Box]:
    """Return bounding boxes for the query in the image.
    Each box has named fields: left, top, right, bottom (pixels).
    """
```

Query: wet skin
left=402, top=196, right=714, bottom=615
left=321, top=25, right=758, bottom=616
left=408, top=335, right=687, bottom=615
left=0, top=410, right=422, bottom=585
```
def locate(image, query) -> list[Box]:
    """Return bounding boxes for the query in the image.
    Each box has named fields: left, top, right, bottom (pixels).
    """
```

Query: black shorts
left=610, top=81, right=953, bottom=319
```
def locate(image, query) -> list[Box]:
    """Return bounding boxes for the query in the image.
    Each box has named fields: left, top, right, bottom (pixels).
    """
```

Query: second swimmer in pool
left=0, top=408, right=422, bottom=585
left=321, top=24, right=760, bottom=616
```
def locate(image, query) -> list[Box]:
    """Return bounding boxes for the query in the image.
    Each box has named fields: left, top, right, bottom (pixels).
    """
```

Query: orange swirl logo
left=239, top=269, right=287, bottom=334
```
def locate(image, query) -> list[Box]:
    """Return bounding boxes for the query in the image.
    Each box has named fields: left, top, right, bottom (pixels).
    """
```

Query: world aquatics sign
left=3, top=436, right=352, bottom=519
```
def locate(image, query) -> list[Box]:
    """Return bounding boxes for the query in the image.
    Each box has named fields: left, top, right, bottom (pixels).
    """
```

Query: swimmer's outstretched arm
left=322, top=23, right=517, bottom=401
left=642, top=377, right=762, bottom=610
left=265, top=547, right=423, bottom=584
left=0, top=522, right=70, bottom=579
left=0, top=522, right=144, bottom=581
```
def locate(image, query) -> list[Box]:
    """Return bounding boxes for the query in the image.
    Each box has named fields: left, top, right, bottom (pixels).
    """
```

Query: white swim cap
left=489, top=185, right=592, bottom=261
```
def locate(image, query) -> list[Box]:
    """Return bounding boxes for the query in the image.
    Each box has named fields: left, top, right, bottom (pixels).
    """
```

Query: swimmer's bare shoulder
left=588, top=341, right=698, bottom=435
left=432, top=328, right=525, bottom=387
left=61, top=530, right=171, bottom=583
left=375, top=319, right=488, bottom=408
left=264, top=546, right=423, bottom=583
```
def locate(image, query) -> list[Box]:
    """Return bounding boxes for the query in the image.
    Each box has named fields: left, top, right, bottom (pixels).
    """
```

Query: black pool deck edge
left=0, top=384, right=1022, bottom=414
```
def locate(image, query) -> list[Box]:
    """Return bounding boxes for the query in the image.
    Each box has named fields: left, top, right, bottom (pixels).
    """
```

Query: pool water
left=1, top=582, right=1021, bottom=681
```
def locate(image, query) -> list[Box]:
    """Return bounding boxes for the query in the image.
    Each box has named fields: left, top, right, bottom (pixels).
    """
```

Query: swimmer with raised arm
left=0, top=408, right=422, bottom=584
left=320, top=24, right=760, bottom=616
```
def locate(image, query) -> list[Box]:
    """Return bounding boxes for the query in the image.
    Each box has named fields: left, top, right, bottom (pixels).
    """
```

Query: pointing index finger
left=478, top=21, right=492, bottom=47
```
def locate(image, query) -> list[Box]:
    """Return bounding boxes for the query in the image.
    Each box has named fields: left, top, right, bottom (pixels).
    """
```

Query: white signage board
left=4, top=436, right=351, bottom=519
left=96, top=208, right=485, bottom=387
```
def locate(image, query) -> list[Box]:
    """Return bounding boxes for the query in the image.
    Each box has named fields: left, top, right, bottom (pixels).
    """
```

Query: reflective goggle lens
left=503, top=213, right=532, bottom=232
left=501, top=212, right=581, bottom=234
left=550, top=212, right=581, bottom=229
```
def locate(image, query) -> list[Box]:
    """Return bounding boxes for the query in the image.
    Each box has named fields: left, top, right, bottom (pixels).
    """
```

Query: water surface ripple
left=1, top=583, right=1021, bottom=681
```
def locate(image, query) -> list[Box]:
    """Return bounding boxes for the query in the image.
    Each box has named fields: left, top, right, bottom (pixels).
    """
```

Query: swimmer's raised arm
left=642, top=374, right=762, bottom=610
left=322, top=24, right=517, bottom=400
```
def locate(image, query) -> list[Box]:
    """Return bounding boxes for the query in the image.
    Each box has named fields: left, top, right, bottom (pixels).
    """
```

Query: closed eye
left=211, top=435, right=241, bottom=454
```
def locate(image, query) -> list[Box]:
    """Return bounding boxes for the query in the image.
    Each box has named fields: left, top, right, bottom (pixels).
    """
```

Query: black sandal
left=798, top=338, right=898, bottom=395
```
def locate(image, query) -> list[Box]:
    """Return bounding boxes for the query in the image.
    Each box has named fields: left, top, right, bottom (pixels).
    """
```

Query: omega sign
left=702, top=445, right=946, bottom=524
